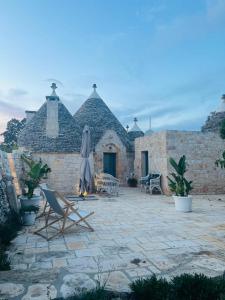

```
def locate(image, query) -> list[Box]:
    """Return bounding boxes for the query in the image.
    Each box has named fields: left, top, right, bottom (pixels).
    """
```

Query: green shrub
left=130, top=273, right=225, bottom=300
left=0, top=211, right=22, bottom=271
left=130, top=274, right=170, bottom=300
left=171, top=273, right=225, bottom=300
left=0, top=246, right=10, bottom=271
left=0, top=211, right=22, bottom=245
left=167, top=155, right=193, bottom=196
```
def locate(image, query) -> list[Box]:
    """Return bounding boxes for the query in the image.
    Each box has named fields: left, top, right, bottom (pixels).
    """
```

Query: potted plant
left=167, top=155, right=193, bottom=212
left=20, top=205, right=39, bottom=226
left=127, top=173, right=138, bottom=187
left=20, top=154, right=51, bottom=208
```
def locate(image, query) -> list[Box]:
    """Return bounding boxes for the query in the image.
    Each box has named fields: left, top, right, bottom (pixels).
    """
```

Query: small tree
left=0, top=118, right=26, bottom=152
left=167, top=155, right=193, bottom=196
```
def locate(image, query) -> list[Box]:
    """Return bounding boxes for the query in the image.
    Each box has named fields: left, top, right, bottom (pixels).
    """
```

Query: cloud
left=8, top=88, right=28, bottom=98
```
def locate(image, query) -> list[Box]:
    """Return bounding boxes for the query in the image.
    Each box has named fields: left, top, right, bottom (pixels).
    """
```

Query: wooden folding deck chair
left=34, top=188, right=94, bottom=241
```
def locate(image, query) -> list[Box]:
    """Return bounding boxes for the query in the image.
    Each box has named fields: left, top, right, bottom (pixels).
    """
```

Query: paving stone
left=12, top=264, right=28, bottom=270
left=125, top=267, right=153, bottom=278
left=29, top=261, right=53, bottom=270
left=67, top=257, right=99, bottom=273
left=53, top=258, right=68, bottom=268
left=192, top=256, right=225, bottom=272
left=0, top=283, right=25, bottom=298
left=60, top=273, right=96, bottom=298
left=22, top=284, right=57, bottom=300
left=67, top=241, right=86, bottom=250
left=95, top=271, right=131, bottom=292
left=75, top=247, right=103, bottom=257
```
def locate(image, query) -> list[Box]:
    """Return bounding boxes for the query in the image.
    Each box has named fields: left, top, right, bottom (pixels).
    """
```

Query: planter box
left=20, top=195, right=42, bottom=208
left=21, top=212, right=36, bottom=226
left=173, top=195, right=192, bottom=212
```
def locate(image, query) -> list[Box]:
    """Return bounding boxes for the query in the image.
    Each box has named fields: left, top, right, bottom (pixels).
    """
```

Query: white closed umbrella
left=79, top=125, right=92, bottom=194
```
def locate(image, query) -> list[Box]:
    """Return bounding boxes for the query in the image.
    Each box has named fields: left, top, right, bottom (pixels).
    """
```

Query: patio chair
left=34, top=188, right=94, bottom=240
left=140, top=173, right=162, bottom=194
left=95, top=173, right=119, bottom=196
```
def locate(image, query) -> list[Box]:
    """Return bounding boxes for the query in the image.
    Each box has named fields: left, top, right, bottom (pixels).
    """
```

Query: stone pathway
left=1, top=188, right=225, bottom=299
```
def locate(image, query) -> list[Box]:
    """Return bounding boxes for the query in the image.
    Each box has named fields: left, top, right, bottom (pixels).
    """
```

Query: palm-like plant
left=215, top=151, right=225, bottom=168
left=21, top=154, right=51, bottom=198
left=167, top=155, right=193, bottom=196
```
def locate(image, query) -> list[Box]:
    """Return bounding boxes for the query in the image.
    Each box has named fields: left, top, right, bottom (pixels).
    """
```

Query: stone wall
left=135, top=131, right=225, bottom=195
left=166, top=131, right=225, bottom=194
left=134, top=132, right=168, bottom=191
left=94, top=130, right=133, bottom=184
left=0, top=151, right=16, bottom=223
left=33, top=152, right=94, bottom=194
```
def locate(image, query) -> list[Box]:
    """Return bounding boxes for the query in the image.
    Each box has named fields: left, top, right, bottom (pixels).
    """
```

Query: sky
left=0, top=0, right=225, bottom=138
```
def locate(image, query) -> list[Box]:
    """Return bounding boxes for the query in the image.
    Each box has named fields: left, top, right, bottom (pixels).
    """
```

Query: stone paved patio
left=1, top=187, right=225, bottom=299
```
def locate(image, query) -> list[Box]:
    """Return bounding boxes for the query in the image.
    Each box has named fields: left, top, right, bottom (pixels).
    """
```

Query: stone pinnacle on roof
left=145, top=116, right=154, bottom=136
left=50, top=83, right=58, bottom=96
left=88, top=83, right=102, bottom=100
left=130, top=117, right=142, bottom=132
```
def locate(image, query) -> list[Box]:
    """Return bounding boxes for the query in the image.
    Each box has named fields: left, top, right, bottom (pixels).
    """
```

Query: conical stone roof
left=74, top=85, right=132, bottom=151
left=18, top=91, right=82, bottom=153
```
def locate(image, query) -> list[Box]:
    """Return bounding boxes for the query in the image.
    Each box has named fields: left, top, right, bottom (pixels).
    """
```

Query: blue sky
left=0, top=0, right=225, bottom=136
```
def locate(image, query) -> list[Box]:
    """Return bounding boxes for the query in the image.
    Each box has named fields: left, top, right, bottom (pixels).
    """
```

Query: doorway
left=141, top=151, right=149, bottom=176
left=103, top=153, right=116, bottom=177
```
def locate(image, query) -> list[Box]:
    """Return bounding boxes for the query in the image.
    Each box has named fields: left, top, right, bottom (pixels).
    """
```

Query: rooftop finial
left=134, top=117, right=138, bottom=123
left=149, top=116, right=151, bottom=129
left=51, top=82, right=57, bottom=96
left=93, top=83, right=97, bottom=90
left=126, top=125, right=129, bottom=132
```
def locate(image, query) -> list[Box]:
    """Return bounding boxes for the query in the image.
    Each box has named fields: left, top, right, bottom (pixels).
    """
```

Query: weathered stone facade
left=32, top=152, right=94, bottom=194
left=135, top=131, right=225, bottom=195
left=0, top=150, right=19, bottom=224
left=94, top=130, right=133, bottom=183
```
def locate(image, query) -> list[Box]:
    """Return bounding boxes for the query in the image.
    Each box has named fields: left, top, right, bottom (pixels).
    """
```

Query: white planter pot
left=173, top=195, right=192, bottom=212
left=22, top=212, right=36, bottom=226
left=20, top=195, right=42, bottom=208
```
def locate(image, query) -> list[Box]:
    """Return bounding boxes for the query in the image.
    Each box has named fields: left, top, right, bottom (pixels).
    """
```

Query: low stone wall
left=0, top=150, right=19, bottom=223
left=33, top=152, right=94, bottom=194
left=135, top=131, right=225, bottom=195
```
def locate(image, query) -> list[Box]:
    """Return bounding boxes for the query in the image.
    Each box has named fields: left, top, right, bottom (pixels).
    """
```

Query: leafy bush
left=130, top=274, right=170, bottom=300
left=215, top=151, right=225, bottom=169
left=0, top=247, right=10, bottom=271
left=0, top=211, right=22, bottom=270
left=21, top=154, right=51, bottom=198
left=127, top=177, right=138, bottom=187
left=171, top=273, right=225, bottom=300
left=0, top=211, right=22, bottom=245
left=167, top=155, right=193, bottom=196
left=130, top=273, right=225, bottom=300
